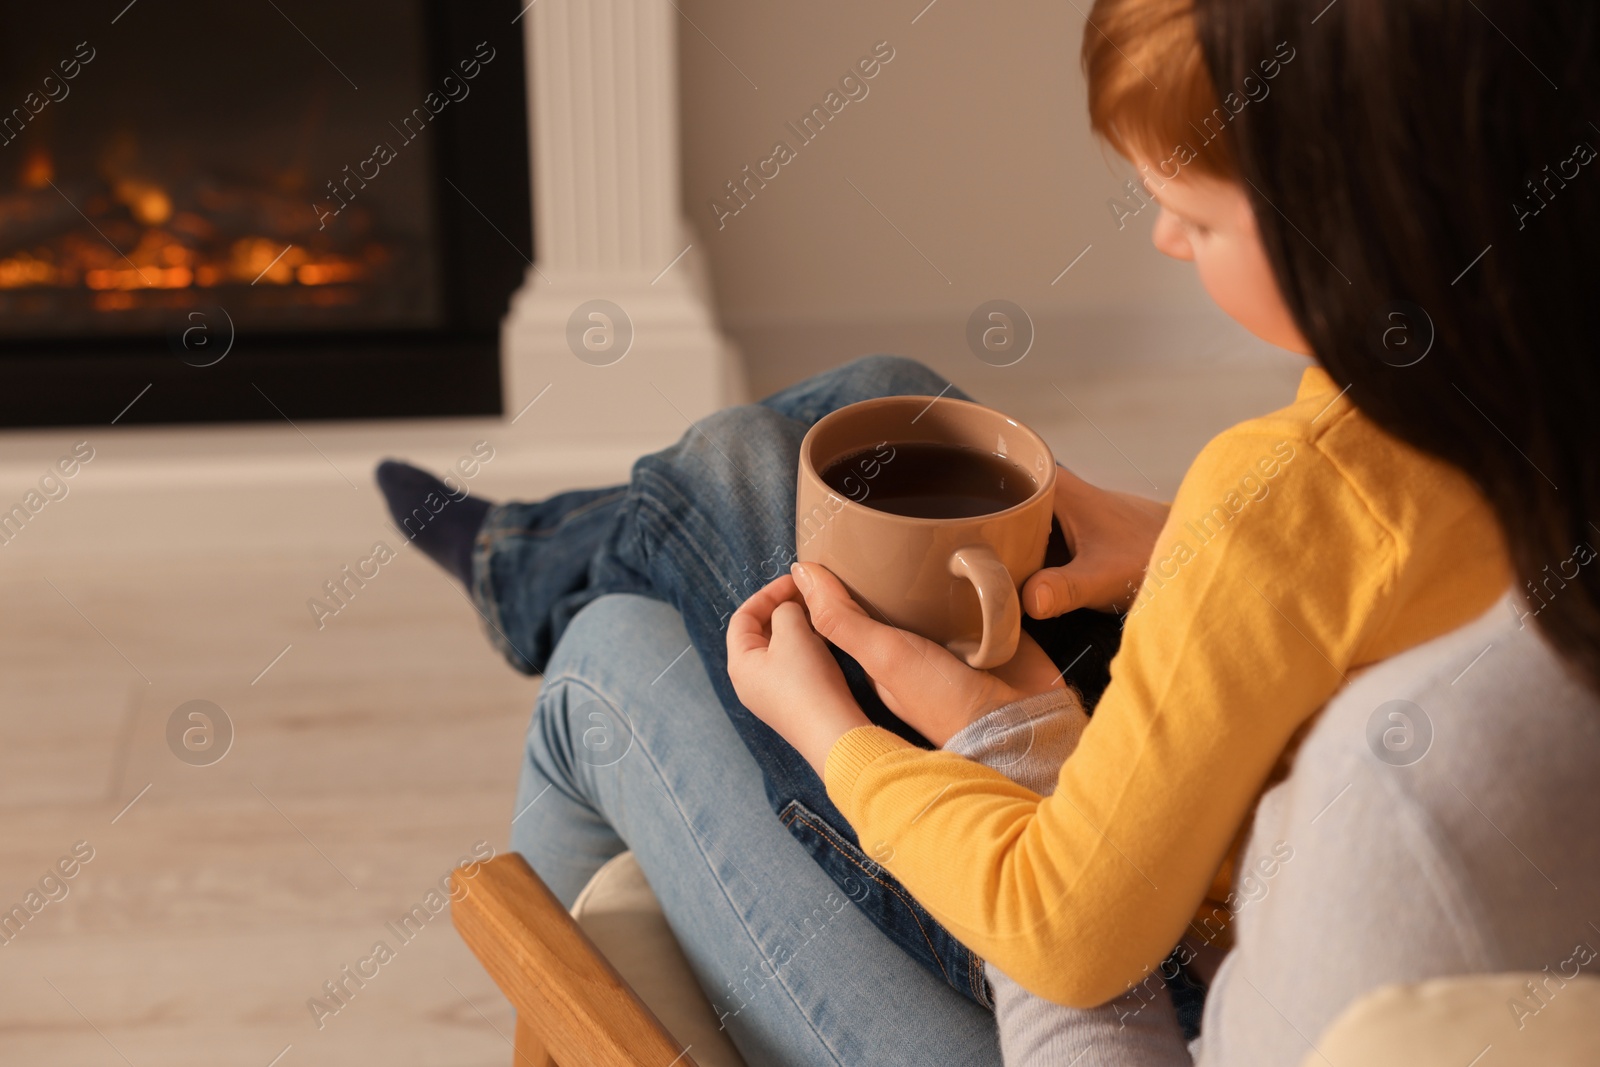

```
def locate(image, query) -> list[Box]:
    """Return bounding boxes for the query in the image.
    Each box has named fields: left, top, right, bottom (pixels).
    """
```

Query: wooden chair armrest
left=451, top=853, right=698, bottom=1067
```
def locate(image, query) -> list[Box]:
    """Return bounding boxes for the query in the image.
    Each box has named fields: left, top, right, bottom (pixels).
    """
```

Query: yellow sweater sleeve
left=824, top=428, right=1395, bottom=1008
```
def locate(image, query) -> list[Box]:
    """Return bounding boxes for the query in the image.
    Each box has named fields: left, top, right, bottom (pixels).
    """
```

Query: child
left=720, top=0, right=1511, bottom=1056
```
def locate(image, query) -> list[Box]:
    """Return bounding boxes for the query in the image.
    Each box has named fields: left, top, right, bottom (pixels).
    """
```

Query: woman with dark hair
left=1196, top=0, right=1600, bottom=689
left=382, top=0, right=1599, bottom=1061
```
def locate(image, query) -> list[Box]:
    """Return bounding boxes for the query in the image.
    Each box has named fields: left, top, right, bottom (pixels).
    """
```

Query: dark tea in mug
left=820, top=442, right=1038, bottom=519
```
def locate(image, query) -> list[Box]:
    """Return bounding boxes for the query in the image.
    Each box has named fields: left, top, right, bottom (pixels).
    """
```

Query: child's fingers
left=768, top=599, right=815, bottom=645
left=744, top=573, right=801, bottom=617
left=726, top=605, right=771, bottom=659
left=728, top=573, right=806, bottom=659
left=730, top=574, right=799, bottom=631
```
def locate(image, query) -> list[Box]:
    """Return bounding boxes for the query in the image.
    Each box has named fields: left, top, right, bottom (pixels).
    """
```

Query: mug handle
left=946, top=545, right=1021, bottom=670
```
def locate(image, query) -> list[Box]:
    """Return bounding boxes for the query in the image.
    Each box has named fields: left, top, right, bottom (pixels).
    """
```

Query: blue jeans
left=475, top=355, right=1124, bottom=1008
left=512, top=593, right=1003, bottom=1065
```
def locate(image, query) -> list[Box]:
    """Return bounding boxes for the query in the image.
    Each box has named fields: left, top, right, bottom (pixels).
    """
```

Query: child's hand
left=1023, top=466, right=1170, bottom=617
left=788, top=563, right=1042, bottom=747
left=727, top=574, right=871, bottom=776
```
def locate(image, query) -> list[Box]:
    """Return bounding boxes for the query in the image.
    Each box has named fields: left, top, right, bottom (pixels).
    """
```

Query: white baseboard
left=0, top=416, right=660, bottom=560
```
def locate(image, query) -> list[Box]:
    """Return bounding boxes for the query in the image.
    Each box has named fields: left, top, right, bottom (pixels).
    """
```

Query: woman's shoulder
left=1295, top=595, right=1600, bottom=854
left=1285, top=597, right=1600, bottom=938
left=1199, top=600, right=1600, bottom=1063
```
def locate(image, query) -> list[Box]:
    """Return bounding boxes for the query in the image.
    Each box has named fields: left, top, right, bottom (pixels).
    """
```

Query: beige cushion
left=570, top=852, right=748, bottom=1067
left=1308, top=972, right=1600, bottom=1066
left=577, top=854, right=1600, bottom=1067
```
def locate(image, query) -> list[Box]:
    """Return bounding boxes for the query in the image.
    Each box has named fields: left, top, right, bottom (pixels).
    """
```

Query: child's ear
left=1150, top=207, right=1195, bottom=262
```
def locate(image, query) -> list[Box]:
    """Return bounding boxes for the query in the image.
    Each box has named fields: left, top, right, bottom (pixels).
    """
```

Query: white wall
left=676, top=0, right=1229, bottom=393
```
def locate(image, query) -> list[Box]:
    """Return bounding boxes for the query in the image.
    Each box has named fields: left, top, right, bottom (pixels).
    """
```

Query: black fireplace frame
left=0, top=0, right=532, bottom=428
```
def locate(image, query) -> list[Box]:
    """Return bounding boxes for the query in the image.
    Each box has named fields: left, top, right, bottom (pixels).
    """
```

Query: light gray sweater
left=945, top=597, right=1600, bottom=1065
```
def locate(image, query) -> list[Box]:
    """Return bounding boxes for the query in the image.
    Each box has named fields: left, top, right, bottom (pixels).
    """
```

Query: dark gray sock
left=375, top=460, right=492, bottom=586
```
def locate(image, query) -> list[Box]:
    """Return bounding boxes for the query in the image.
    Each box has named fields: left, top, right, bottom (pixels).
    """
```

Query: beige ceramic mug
left=795, top=395, right=1057, bottom=669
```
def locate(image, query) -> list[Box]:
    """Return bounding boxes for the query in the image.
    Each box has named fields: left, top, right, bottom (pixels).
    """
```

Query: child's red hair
left=1082, top=0, right=1237, bottom=180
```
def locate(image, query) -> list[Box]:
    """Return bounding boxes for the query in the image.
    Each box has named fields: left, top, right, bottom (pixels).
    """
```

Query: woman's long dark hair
left=1194, top=0, right=1600, bottom=689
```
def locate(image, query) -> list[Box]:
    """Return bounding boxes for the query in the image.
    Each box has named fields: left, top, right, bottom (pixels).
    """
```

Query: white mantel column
left=501, top=0, right=745, bottom=445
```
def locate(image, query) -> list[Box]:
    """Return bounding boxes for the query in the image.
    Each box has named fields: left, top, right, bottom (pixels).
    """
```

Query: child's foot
left=375, top=460, right=492, bottom=586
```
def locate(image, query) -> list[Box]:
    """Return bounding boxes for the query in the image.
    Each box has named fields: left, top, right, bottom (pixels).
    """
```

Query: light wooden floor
left=0, top=340, right=1303, bottom=1064
left=0, top=545, right=542, bottom=1066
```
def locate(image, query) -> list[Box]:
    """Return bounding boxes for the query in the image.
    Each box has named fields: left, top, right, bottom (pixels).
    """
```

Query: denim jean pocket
left=778, top=799, right=993, bottom=1010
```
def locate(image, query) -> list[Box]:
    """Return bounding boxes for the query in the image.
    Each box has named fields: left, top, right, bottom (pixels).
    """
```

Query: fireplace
left=0, top=0, right=531, bottom=426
